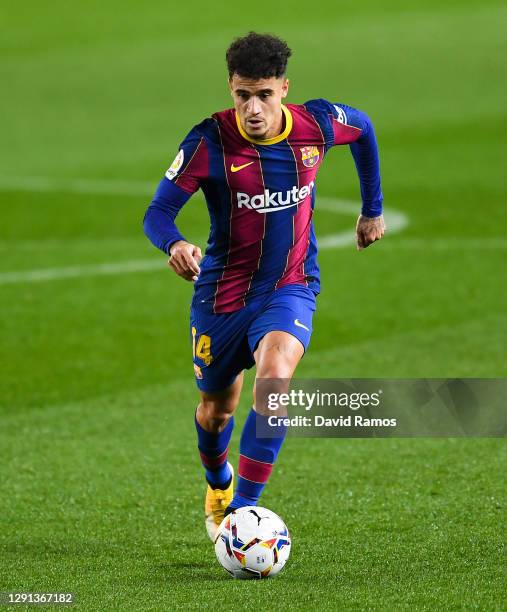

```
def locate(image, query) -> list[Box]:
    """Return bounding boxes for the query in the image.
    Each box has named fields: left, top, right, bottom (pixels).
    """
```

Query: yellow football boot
left=205, top=462, right=234, bottom=541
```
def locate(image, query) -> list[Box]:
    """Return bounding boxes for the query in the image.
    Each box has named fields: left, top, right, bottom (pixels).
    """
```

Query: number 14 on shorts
left=192, top=326, right=213, bottom=365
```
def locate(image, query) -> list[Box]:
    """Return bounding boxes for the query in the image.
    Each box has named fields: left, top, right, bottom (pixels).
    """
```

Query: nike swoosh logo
left=230, top=162, right=254, bottom=173
left=294, top=319, right=310, bottom=331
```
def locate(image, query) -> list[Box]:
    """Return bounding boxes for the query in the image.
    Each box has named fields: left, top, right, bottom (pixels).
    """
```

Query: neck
left=263, top=106, right=284, bottom=140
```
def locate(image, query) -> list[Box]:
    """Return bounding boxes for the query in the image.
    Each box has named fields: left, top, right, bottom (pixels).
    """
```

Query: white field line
left=378, top=237, right=507, bottom=250
left=0, top=176, right=156, bottom=197
left=317, top=197, right=408, bottom=248
left=0, top=176, right=409, bottom=285
left=0, top=260, right=162, bottom=284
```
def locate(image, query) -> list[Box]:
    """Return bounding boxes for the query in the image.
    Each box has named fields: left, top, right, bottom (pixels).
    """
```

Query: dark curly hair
left=226, top=32, right=292, bottom=79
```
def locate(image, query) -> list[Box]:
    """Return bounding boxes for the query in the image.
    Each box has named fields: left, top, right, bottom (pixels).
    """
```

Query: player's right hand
left=168, top=240, right=202, bottom=282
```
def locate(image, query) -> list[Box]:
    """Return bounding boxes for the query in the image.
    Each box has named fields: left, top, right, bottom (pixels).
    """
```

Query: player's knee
left=255, top=357, right=294, bottom=380
left=198, top=396, right=237, bottom=428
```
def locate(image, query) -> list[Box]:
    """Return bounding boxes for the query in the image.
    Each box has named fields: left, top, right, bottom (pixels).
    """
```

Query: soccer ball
left=214, top=506, right=291, bottom=579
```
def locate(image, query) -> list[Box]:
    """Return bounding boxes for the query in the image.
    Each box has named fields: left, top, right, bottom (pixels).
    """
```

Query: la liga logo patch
left=165, top=149, right=184, bottom=180
left=300, top=146, right=319, bottom=168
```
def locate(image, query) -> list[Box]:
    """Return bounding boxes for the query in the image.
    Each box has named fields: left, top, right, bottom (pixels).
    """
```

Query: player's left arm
left=317, top=100, right=385, bottom=250
left=342, top=105, right=385, bottom=250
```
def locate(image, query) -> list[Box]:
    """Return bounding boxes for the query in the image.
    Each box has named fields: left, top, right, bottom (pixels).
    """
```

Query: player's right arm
left=143, top=125, right=209, bottom=281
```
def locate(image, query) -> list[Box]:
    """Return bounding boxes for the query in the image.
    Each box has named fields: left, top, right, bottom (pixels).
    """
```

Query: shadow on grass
left=0, top=537, right=204, bottom=560
left=152, top=562, right=225, bottom=582
left=1, top=538, right=246, bottom=583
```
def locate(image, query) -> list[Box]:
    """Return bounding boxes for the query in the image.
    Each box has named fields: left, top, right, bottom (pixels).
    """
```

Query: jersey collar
left=235, top=104, right=293, bottom=145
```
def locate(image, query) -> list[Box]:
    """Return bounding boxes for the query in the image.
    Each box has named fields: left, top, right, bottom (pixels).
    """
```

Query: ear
left=228, top=76, right=234, bottom=96
left=281, top=78, right=289, bottom=99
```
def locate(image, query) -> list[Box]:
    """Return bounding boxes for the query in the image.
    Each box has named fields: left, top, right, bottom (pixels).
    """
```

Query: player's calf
left=225, top=407, right=287, bottom=514
left=226, top=331, right=303, bottom=513
left=195, top=378, right=242, bottom=539
left=195, top=376, right=242, bottom=487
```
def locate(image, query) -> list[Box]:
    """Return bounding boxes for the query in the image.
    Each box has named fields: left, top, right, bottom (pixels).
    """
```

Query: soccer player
left=143, top=32, right=384, bottom=540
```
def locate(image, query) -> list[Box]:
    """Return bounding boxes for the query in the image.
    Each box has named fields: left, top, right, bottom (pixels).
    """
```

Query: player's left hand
left=356, top=214, right=385, bottom=250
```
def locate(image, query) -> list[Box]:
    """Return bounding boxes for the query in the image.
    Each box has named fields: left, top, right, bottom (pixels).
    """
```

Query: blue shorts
left=189, top=284, right=317, bottom=392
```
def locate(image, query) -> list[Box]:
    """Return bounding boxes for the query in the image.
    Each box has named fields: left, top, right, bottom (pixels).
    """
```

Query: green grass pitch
left=1, top=0, right=506, bottom=609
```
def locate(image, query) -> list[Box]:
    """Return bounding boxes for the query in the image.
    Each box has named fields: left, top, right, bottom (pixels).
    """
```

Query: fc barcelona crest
left=300, top=146, right=320, bottom=168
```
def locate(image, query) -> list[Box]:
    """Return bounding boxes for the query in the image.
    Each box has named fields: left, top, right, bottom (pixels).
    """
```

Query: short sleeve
left=304, top=98, right=364, bottom=150
left=165, top=126, right=209, bottom=194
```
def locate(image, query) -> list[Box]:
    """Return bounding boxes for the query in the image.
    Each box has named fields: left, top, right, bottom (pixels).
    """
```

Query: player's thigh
left=248, top=284, right=317, bottom=377
left=190, top=305, right=255, bottom=394
left=252, top=331, right=304, bottom=414
left=254, top=331, right=304, bottom=378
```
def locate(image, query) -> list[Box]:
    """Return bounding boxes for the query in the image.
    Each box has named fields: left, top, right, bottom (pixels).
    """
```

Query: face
left=229, top=74, right=289, bottom=140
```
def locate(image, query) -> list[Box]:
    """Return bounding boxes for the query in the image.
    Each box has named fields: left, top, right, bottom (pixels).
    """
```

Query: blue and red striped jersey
left=144, top=98, right=383, bottom=313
